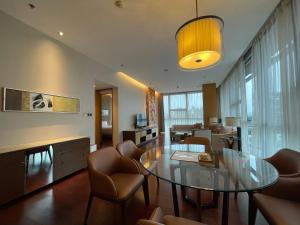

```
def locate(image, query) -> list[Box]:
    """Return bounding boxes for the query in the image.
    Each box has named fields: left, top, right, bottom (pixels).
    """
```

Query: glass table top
left=140, top=144, right=279, bottom=192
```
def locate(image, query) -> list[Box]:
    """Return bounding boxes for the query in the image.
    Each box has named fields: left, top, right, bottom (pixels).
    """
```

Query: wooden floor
left=0, top=136, right=269, bottom=225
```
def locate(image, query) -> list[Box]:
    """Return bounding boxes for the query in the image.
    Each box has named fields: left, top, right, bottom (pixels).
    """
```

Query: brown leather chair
left=116, top=140, right=159, bottom=184
left=265, top=148, right=300, bottom=176
left=84, top=147, right=149, bottom=225
left=183, top=137, right=212, bottom=152
left=136, top=207, right=207, bottom=225
left=250, top=149, right=300, bottom=225
left=251, top=174, right=300, bottom=225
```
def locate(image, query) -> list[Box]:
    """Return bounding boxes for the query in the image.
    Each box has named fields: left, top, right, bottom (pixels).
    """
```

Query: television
left=136, top=113, right=147, bottom=128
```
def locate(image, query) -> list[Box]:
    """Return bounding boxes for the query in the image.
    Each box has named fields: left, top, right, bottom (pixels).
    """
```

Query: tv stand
left=123, top=126, right=158, bottom=146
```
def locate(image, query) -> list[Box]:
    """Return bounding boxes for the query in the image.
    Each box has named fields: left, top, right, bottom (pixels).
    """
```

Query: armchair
left=84, top=147, right=149, bottom=225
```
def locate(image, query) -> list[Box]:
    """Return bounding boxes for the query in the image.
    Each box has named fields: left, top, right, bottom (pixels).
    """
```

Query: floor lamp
left=225, top=117, right=242, bottom=152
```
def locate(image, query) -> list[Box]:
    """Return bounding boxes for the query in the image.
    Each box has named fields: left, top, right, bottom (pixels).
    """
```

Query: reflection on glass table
left=140, top=144, right=278, bottom=225
left=25, top=145, right=53, bottom=193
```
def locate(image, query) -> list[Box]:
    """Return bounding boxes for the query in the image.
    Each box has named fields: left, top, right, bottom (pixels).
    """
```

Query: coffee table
left=173, top=132, right=192, bottom=141
left=140, top=144, right=278, bottom=225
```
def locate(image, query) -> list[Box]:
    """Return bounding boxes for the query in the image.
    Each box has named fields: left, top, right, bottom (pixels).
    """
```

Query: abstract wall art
left=2, top=88, right=80, bottom=113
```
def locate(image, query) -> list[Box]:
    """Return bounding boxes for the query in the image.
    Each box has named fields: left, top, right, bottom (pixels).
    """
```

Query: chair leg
left=120, top=201, right=127, bottom=225
left=83, top=193, right=93, bottom=225
left=26, top=155, right=29, bottom=173
left=142, top=176, right=150, bottom=206
left=197, top=190, right=202, bottom=221
left=48, top=149, right=53, bottom=163
left=234, top=192, right=238, bottom=200
left=250, top=205, right=258, bottom=225
left=213, top=191, right=219, bottom=207
left=248, top=192, right=257, bottom=225
left=40, top=151, right=43, bottom=162
left=181, top=186, right=187, bottom=198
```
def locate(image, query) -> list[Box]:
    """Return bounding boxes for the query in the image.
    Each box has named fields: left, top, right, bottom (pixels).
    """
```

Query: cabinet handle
left=20, top=162, right=25, bottom=165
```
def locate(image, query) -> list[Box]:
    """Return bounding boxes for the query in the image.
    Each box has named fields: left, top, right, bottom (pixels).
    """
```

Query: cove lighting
left=117, top=72, right=147, bottom=89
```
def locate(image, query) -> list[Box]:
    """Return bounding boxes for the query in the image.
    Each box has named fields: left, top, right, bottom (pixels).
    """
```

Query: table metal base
left=181, top=186, right=219, bottom=209
left=171, top=183, right=179, bottom=216
left=222, top=192, right=229, bottom=225
left=170, top=184, right=231, bottom=225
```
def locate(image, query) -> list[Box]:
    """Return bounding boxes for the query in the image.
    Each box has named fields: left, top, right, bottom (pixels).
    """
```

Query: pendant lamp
left=176, top=0, right=224, bottom=70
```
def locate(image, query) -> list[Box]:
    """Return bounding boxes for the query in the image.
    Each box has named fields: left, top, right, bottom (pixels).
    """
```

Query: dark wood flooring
left=100, top=136, right=113, bottom=148
left=0, top=136, right=269, bottom=225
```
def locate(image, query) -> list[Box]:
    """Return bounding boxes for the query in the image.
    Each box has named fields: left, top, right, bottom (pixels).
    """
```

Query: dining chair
left=84, top=147, right=149, bottom=225
left=136, top=207, right=207, bottom=225
left=249, top=148, right=300, bottom=225
left=250, top=174, right=300, bottom=225
left=116, top=140, right=160, bottom=185
left=193, top=129, right=212, bottom=143
left=265, top=148, right=300, bottom=175
left=183, top=136, right=212, bottom=152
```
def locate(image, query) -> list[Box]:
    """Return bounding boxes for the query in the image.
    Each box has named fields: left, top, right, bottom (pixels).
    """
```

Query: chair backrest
left=193, top=129, right=212, bottom=142
left=116, top=140, right=138, bottom=159
left=87, top=147, right=120, bottom=176
left=137, top=207, right=164, bottom=225
left=183, top=136, right=212, bottom=152
left=266, top=148, right=300, bottom=175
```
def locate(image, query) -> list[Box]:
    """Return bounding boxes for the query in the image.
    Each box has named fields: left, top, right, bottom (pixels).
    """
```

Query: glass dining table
left=140, top=144, right=278, bottom=225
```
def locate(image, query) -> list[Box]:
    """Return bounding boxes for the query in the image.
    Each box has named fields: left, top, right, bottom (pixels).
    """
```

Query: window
left=163, top=92, right=203, bottom=134
left=244, top=51, right=253, bottom=150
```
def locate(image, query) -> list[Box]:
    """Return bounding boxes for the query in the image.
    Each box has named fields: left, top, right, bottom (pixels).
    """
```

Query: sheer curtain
left=251, top=0, right=300, bottom=157
left=220, top=0, right=300, bottom=157
left=220, top=60, right=248, bottom=151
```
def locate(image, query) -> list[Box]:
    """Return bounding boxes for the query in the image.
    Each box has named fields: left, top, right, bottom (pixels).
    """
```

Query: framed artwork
left=2, top=87, right=80, bottom=113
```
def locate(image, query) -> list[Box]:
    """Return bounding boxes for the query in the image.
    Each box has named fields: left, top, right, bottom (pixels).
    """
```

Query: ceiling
left=0, top=0, right=279, bottom=93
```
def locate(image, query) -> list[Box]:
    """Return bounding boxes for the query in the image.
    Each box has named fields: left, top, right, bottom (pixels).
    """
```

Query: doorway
left=95, top=88, right=115, bottom=149
left=100, top=89, right=113, bottom=147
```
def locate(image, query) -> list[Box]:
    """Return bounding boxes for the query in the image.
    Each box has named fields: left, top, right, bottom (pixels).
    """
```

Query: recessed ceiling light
left=58, top=31, right=64, bottom=36
left=115, top=0, right=124, bottom=8
left=28, top=3, right=36, bottom=9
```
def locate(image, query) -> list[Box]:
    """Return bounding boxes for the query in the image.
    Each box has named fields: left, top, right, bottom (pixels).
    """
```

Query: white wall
left=0, top=11, right=146, bottom=147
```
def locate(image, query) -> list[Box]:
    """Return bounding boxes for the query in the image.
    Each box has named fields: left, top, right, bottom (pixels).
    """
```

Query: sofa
left=169, top=123, right=202, bottom=141
left=170, top=123, right=237, bottom=151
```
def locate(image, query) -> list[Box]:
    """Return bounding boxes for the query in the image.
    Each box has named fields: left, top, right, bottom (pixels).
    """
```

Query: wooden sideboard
left=0, top=150, right=25, bottom=206
left=123, top=127, right=158, bottom=146
left=0, top=136, right=90, bottom=206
